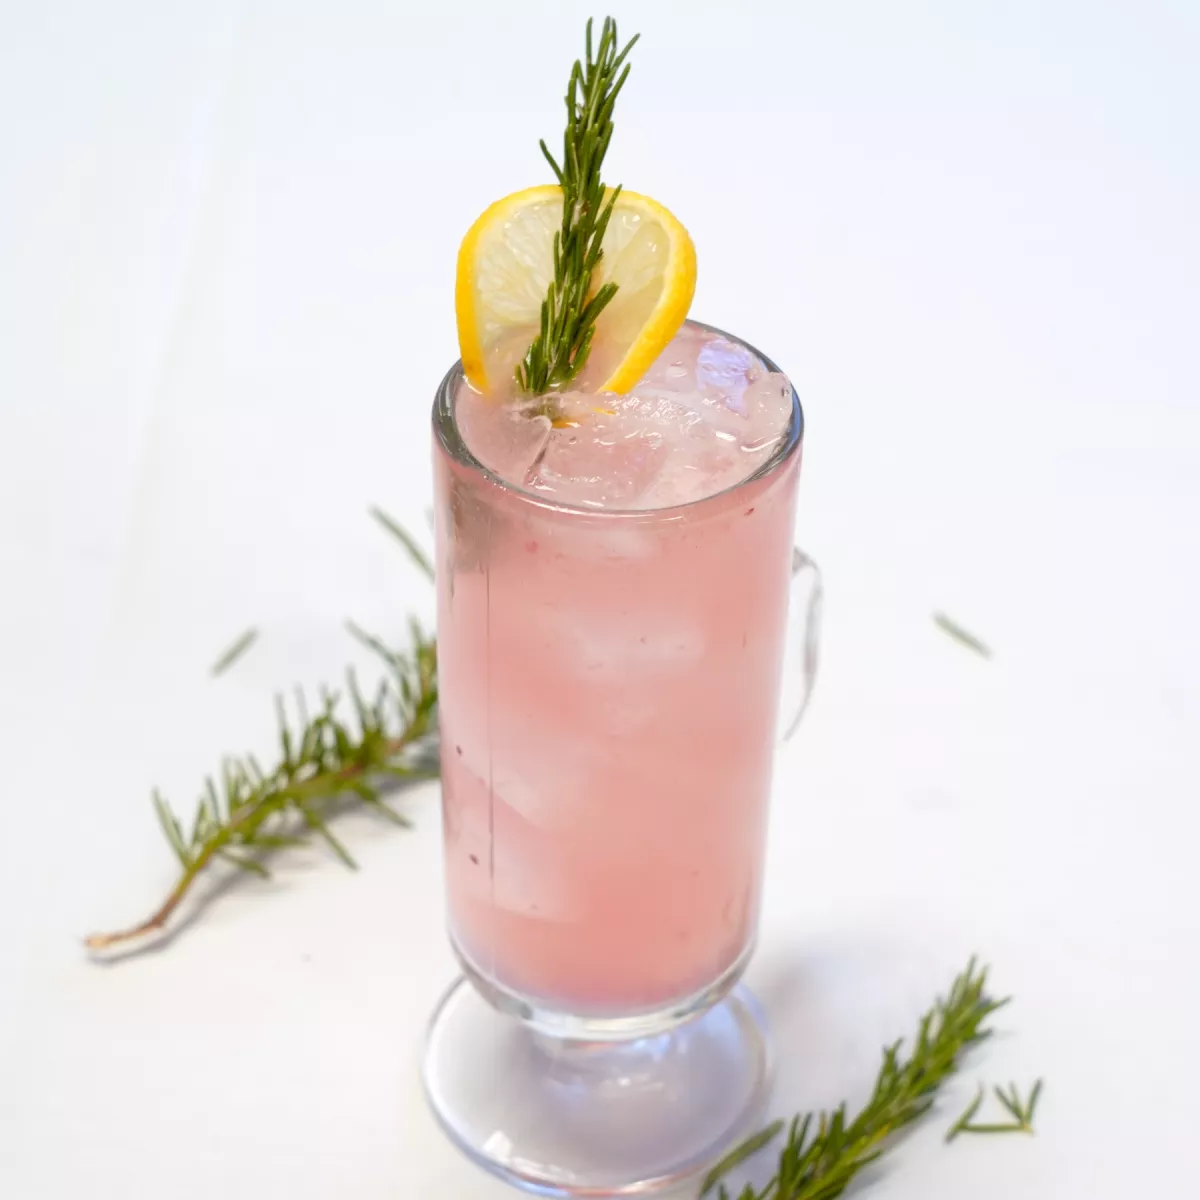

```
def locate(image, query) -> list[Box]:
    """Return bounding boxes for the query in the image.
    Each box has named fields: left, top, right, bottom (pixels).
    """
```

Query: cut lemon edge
left=455, top=184, right=697, bottom=395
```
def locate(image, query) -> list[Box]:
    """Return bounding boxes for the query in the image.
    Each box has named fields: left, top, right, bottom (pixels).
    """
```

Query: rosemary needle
left=370, top=504, right=435, bottom=581
left=209, top=626, right=260, bottom=676
left=933, top=611, right=992, bottom=659
left=700, top=1121, right=785, bottom=1197
left=944, top=1084, right=986, bottom=1143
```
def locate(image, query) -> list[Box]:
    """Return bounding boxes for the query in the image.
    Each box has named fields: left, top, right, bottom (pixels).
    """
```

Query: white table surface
left=2, top=1, right=1198, bottom=1196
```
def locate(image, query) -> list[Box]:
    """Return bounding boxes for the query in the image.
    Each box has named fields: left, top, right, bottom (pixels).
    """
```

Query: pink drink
left=433, top=320, right=801, bottom=1018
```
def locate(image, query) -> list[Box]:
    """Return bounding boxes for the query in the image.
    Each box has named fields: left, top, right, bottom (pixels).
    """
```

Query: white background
left=1, top=1, right=1198, bottom=1196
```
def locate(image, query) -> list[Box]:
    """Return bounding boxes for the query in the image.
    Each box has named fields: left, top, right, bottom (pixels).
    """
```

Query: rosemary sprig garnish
left=515, top=16, right=638, bottom=395
left=945, top=1080, right=1042, bottom=1141
left=702, top=958, right=1010, bottom=1200
left=86, top=511, right=439, bottom=953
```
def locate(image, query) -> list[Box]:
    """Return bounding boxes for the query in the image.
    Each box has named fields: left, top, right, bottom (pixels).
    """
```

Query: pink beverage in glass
left=433, top=319, right=801, bottom=1020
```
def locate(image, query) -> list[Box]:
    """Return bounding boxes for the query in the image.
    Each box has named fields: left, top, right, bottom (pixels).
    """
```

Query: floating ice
left=457, top=322, right=792, bottom=511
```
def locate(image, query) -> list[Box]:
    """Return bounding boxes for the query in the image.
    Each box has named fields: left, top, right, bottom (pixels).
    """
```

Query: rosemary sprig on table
left=945, top=1080, right=1043, bottom=1141
left=702, top=958, right=1009, bottom=1200
left=85, top=514, right=439, bottom=953
left=515, top=16, right=638, bottom=395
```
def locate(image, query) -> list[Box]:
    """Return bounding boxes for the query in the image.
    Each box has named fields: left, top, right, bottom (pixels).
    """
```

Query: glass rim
left=431, top=318, right=804, bottom=520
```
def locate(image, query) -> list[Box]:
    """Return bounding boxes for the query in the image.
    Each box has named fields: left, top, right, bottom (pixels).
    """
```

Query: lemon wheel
left=455, top=185, right=696, bottom=395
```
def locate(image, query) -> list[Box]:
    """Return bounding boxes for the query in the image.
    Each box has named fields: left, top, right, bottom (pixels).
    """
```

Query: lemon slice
left=455, top=185, right=696, bottom=395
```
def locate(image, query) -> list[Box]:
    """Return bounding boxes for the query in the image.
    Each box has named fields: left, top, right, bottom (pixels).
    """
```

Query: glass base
left=421, top=976, right=773, bottom=1196
left=451, top=933, right=757, bottom=1041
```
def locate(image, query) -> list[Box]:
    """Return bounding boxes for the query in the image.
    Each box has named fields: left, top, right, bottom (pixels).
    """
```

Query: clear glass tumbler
left=422, top=323, right=821, bottom=1195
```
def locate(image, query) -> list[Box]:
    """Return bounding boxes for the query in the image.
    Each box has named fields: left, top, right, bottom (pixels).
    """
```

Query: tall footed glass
left=423, top=322, right=820, bottom=1195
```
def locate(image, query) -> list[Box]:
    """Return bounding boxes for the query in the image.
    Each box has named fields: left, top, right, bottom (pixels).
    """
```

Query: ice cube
left=695, top=335, right=763, bottom=411
left=446, top=768, right=582, bottom=919
left=633, top=372, right=792, bottom=507
left=443, top=632, right=610, bottom=830
left=631, top=321, right=706, bottom=390
left=546, top=603, right=708, bottom=676
left=735, top=372, right=794, bottom=452
left=457, top=395, right=552, bottom=483
left=526, top=395, right=671, bottom=508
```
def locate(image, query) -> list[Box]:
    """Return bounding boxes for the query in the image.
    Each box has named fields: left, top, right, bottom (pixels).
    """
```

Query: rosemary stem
left=84, top=851, right=213, bottom=950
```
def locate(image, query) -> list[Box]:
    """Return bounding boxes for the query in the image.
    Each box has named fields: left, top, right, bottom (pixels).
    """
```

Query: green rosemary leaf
left=298, top=807, right=357, bottom=870
left=369, top=505, right=435, bottom=581
left=994, top=1084, right=1022, bottom=1122
left=331, top=715, right=352, bottom=760
left=1026, top=1078, right=1044, bottom=1124
left=346, top=619, right=400, bottom=668
left=700, top=1120, right=783, bottom=1197
left=153, top=791, right=192, bottom=870
left=276, top=696, right=295, bottom=770
left=209, top=626, right=259, bottom=676
left=539, top=138, right=565, bottom=183
left=215, top=848, right=270, bottom=878
left=945, top=1085, right=985, bottom=1142
left=245, top=754, right=266, bottom=785
left=347, top=667, right=369, bottom=727
left=346, top=779, right=379, bottom=805
left=933, top=611, right=992, bottom=658
left=293, top=685, right=309, bottom=729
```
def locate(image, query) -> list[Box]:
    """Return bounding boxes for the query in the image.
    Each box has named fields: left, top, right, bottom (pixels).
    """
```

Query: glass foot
left=421, top=976, right=773, bottom=1196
